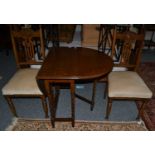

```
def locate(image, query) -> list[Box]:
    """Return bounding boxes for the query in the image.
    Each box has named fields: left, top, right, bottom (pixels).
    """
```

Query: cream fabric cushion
left=112, top=61, right=128, bottom=71
left=2, top=68, right=42, bottom=95
left=108, top=71, right=153, bottom=98
left=112, top=67, right=127, bottom=71
left=30, top=65, right=41, bottom=69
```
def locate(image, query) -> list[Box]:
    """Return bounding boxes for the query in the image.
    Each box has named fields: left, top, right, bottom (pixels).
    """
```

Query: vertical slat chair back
left=10, top=26, right=45, bottom=69
left=111, top=26, right=145, bottom=71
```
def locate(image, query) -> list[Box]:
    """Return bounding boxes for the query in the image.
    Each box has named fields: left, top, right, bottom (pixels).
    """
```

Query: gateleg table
left=36, top=47, right=113, bottom=127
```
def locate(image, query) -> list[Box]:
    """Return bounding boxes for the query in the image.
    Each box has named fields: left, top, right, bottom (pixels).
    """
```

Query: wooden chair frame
left=105, top=26, right=152, bottom=120
left=2, top=25, right=48, bottom=118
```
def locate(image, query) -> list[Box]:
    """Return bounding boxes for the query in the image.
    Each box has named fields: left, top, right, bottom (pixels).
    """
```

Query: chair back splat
left=111, top=26, right=144, bottom=71
left=10, top=25, right=45, bottom=68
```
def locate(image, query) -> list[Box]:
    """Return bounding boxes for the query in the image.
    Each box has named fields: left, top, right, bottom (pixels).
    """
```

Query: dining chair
left=97, top=25, right=128, bottom=99
left=105, top=27, right=153, bottom=119
left=2, top=25, right=49, bottom=118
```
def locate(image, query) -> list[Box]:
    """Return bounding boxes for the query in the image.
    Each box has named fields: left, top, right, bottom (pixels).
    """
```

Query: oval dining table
left=36, top=47, right=113, bottom=127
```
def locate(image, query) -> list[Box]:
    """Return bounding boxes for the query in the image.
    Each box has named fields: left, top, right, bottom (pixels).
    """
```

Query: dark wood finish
left=37, top=47, right=113, bottom=127
left=3, top=25, right=49, bottom=118
left=37, top=47, right=113, bottom=80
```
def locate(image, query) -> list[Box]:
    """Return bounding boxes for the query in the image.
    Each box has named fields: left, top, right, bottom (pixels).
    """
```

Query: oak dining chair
left=105, top=27, right=153, bottom=119
left=2, top=25, right=49, bottom=118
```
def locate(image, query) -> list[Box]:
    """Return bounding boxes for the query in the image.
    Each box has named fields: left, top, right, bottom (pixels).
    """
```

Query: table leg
left=91, top=80, right=97, bottom=111
left=75, top=80, right=97, bottom=111
left=44, top=80, right=55, bottom=127
left=70, top=80, right=75, bottom=127
left=45, top=80, right=75, bottom=128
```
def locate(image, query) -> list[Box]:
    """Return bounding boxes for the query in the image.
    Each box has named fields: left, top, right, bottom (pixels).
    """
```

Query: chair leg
left=70, top=81, right=75, bottom=127
left=91, top=80, right=97, bottom=111
left=5, top=96, right=18, bottom=117
left=40, top=96, right=49, bottom=118
left=105, top=97, right=112, bottom=119
left=136, top=100, right=147, bottom=120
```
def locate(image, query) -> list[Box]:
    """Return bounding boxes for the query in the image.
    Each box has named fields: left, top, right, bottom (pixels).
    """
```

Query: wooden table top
left=37, top=47, right=113, bottom=80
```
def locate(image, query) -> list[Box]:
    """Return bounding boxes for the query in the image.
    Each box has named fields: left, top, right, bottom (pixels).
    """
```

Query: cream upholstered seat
left=2, top=69, right=42, bottom=95
left=2, top=25, right=48, bottom=118
left=108, top=71, right=152, bottom=98
left=105, top=26, right=153, bottom=120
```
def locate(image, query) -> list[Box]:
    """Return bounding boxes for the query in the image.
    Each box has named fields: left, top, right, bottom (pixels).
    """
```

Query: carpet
left=6, top=118, right=147, bottom=131
left=137, top=62, right=155, bottom=130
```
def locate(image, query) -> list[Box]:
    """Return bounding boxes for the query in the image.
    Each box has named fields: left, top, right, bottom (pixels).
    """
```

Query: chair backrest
left=10, top=25, right=45, bottom=69
left=111, top=26, right=145, bottom=71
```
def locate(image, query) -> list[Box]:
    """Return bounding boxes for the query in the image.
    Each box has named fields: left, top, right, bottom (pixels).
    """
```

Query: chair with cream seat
left=105, top=27, right=153, bottom=120
left=97, top=25, right=130, bottom=99
left=2, top=25, right=49, bottom=118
